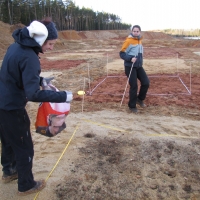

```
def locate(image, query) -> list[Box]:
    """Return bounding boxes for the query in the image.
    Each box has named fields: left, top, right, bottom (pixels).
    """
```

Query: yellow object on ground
left=77, top=91, right=85, bottom=95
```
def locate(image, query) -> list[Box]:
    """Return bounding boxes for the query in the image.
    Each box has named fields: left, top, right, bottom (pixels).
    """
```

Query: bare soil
left=0, top=22, right=200, bottom=200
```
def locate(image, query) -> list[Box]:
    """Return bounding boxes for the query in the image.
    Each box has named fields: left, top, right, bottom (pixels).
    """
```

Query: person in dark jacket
left=119, top=25, right=150, bottom=113
left=0, top=18, right=73, bottom=195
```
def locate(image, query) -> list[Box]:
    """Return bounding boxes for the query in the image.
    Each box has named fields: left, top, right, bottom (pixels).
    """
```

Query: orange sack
left=35, top=84, right=70, bottom=137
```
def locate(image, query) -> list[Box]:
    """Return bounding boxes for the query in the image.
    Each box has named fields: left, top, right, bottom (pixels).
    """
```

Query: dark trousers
left=125, top=66, right=150, bottom=108
left=0, top=136, right=16, bottom=175
left=0, top=109, right=35, bottom=192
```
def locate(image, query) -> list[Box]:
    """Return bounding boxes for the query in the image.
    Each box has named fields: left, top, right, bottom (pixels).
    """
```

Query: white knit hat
left=27, top=21, right=48, bottom=46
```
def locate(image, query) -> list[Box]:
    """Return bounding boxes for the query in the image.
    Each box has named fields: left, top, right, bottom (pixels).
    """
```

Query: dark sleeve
left=39, top=77, right=44, bottom=86
left=119, top=51, right=133, bottom=62
left=20, top=52, right=66, bottom=103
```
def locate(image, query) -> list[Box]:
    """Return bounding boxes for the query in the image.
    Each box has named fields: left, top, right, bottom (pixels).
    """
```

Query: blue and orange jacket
left=119, top=33, right=143, bottom=68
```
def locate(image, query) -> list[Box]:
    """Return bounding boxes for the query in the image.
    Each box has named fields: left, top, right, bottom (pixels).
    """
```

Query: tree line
left=0, top=0, right=131, bottom=31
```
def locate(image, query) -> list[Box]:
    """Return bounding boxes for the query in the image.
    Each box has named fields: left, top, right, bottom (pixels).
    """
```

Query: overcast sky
left=73, top=0, right=200, bottom=31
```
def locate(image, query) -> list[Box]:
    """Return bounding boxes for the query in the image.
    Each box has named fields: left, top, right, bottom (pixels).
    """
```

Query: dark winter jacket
left=119, top=33, right=143, bottom=68
left=0, top=27, right=66, bottom=111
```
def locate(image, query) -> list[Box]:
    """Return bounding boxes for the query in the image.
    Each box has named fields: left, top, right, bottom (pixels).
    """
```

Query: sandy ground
left=0, top=27, right=200, bottom=199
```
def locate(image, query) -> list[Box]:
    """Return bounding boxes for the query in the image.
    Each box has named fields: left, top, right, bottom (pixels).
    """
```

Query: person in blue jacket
left=0, top=18, right=73, bottom=196
left=120, top=25, right=150, bottom=113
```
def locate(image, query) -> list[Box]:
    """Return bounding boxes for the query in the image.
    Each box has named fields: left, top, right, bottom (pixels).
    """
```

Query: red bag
left=35, top=85, right=70, bottom=137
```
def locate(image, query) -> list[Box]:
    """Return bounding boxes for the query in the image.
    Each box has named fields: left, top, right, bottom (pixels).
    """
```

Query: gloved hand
left=42, top=77, right=54, bottom=90
left=65, top=91, right=73, bottom=103
left=43, top=77, right=54, bottom=84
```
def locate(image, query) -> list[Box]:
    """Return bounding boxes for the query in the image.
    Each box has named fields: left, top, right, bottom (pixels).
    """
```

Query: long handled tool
left=120, top=63, right=134, bottom=107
